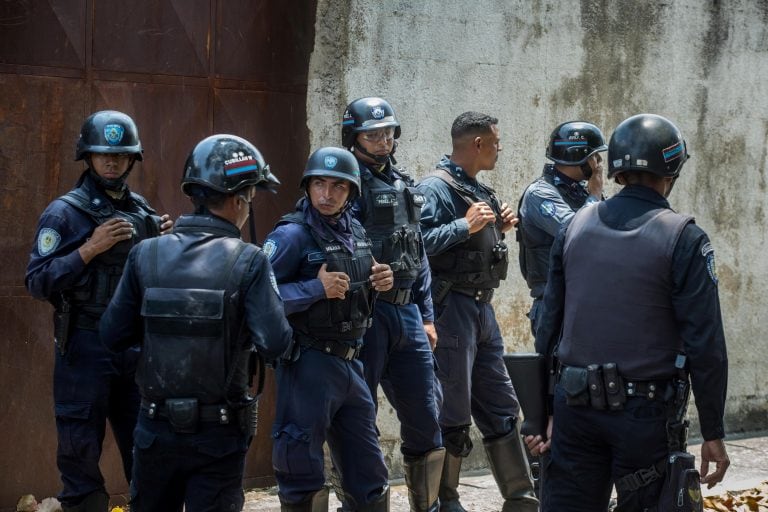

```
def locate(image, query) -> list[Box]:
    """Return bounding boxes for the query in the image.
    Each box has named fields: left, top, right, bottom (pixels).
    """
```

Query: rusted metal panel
left=0, top=0, right=316, bottom=508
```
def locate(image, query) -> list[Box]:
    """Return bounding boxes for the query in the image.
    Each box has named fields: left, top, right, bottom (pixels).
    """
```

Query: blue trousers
left=542, top=384, right=669, bottom=511
left=433, top=292, right=519, bottom=445
left=273, top=349, right=389, bottom=507
left=360, top=301, right=442, bottom=456
left=53, top=327, right=140, bottom=506
left=130, top=415, right=248, bottom=511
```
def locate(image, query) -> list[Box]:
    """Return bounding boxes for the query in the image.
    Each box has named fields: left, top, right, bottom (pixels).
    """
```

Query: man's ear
left=474, top=136, right=483, bottom=149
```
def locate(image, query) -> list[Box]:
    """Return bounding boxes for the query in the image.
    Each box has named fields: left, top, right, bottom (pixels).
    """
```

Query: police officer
left=25, top=110, right=172, bottom=511
left=265, top=147, right=393, bottom=511
left=99, top=134, right=292, bottom=511
left=529, top=114, right=730, bottom=511
left=341, top=97, right=445, bottom=512
left=517, top=121, right=607, bottom=336
left=417, top=112, right=538, bottom=512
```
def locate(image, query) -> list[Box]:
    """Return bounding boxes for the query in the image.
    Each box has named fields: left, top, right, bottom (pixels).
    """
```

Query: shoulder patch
left=703, top=244, right=718, bottom=285
left=539, top=200, right=556, bottom=218
left=701, top=241, right=714, bottom=257
left=263, top=239, right=277, bottom=260
left=37, top=228, right=61, bottom=256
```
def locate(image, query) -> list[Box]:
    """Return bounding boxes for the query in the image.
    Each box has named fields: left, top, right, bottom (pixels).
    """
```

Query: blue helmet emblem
left=371, top=106, right=385, bottom=119
left=324, top=155, right=338, bottom=168
left=104, top=124, right=125, bottom=145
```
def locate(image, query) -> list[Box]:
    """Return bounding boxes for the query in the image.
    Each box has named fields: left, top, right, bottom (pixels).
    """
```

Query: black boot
left=438, top=452, right=467, bottom=512
left=61, top=491, right=110, bottom=512
left=404, top=447, right=445, bottom=511
left=483, top=430, right=539, bottom=512
left=280, top=488, right=330, bottom=512
left=357, top=485, right=389, bottom=512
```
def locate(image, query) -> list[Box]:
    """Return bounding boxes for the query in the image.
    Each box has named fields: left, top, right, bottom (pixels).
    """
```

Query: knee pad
left=442, top=426, right=473, bottom=458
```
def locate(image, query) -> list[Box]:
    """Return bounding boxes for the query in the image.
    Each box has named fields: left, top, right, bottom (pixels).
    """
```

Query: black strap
left=615, top=459, right=666, bottom=493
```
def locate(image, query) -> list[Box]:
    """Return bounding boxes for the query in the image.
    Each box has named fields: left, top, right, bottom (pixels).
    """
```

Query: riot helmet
left=546, top=121, right=607, bottom=167
left=181, top=134, right=279, bottom=197
left=301, top=147, right=361, bottom=199
left=607, top=114, right=688, bottom=179
left=341, top=97, right=401, bottom=164
left=76, top=110, right=143, bottom=161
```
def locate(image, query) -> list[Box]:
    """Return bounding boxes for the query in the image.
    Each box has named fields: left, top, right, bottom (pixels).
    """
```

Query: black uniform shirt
left=536, top=184, right=728, bottom=441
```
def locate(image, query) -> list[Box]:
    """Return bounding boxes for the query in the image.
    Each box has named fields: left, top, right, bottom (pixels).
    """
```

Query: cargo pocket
left=54, top=401, right=96, bottom=461
left=272, top=423, right=313, bottom=476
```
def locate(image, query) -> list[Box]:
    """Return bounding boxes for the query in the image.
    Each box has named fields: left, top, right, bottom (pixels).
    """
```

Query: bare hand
left=423, top=321, right=438, bottom=351
left=318, top=263, right=350, bottom=299
left=499, top=202, right=518, bottom=233
left=370, top=259, right=394, bottom=292
left=79, top=218, right=134, bottom=264
left=524, top=416, right=553, bottom=456
left=700, top=439, right=730, bottom=489
left=465, top=201, right=497, bottom=234
left=158, top=214, right=174, bottom=234
left=587, top=159, right=604, bottom=198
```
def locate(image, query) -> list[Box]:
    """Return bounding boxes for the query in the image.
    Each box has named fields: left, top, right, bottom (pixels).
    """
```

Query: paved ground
left=243, top=432, right=768, bottom=511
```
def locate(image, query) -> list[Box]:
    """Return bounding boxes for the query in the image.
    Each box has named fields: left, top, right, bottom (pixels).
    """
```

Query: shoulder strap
left=427, top=168, right=476, bottom=206
left=59, top=189, right=115, bottom=221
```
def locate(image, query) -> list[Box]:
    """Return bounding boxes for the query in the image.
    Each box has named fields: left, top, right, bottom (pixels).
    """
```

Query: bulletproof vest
left=59, top=174, right=160, bottom=323
left=280, top=212, right=375, bottom=341
left=516, top=165, right=589, bottom=298
left=359, top=166, right=424, bottom=282
left=557, top=204, right=694, bottom=380
left=135, top=227, right=258, bottom=404
left=426, top=168, right=509, bottom=289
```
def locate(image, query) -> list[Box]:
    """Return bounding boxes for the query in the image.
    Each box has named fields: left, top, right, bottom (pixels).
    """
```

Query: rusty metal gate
left=0, top=0, right=316, bottom=507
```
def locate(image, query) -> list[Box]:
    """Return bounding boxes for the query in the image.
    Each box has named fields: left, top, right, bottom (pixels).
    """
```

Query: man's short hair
left=451, top=111, right=498, bottom=140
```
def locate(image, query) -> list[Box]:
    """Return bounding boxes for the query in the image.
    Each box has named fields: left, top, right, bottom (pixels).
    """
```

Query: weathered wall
left=306, top=0, right=768, bottom=474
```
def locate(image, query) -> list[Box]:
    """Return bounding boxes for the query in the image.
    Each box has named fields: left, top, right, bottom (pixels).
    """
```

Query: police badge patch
left=701, top=242, right=718, bottom=285
left=324, top=155, right=338, bottom=169
left=104, top=124, right=125, bottom=145
left=371, top=106, right=385, bottom=119
left=540, top=200, right=556, bottom=218
left=38, top=228, right=61, bottom=256
left=262, top=239, right=277, bottom=260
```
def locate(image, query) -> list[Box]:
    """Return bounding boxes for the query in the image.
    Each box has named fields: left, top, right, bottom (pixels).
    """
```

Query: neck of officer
left=449, top=148, right=481, bottom=179
left=208, top=195, right=245, bottom=229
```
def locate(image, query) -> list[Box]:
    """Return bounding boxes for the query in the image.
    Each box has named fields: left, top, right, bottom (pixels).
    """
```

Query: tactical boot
left=357, top=485, right=390, bottom=512
left=61, top=490, right=110, bottom=512
left=438, top=452, right=467, bottom=512
left=483, top=430, right=539, bottom=512
left=280, top=488, right=330, bottom=512
left=403, top=447, right=446, bottom=511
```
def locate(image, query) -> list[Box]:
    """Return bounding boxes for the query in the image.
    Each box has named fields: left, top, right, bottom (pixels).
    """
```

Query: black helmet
left=181, top=134, right=279, bottom=196
left=546, top=121, right=607, bottom=166
left=75, top=110, right=143, bottom=161
left=607, top=114, right=688, bottom=179
left=301, top=147, right=361, bottom=198
left=341, top=97, right=401, bottom=149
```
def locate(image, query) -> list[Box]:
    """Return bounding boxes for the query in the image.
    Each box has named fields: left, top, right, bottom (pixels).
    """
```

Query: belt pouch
left=602, top=363, right=626, bottom=410
left=166, top=398, right=199, bottom=433
left=587, top=364, right=607, bottom=410
left=560, top=366, right=589, bottom=406
left=658, top=451, right=703, bottom=512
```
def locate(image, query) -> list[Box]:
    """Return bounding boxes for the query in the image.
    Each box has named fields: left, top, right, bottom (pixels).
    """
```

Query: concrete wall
left=306, top=0, right=768, bottom=474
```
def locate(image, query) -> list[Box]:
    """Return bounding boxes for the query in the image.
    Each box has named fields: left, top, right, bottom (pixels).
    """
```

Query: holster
left=586, top=364, right=607, bottom=410
left=657, top=452, right=703, bottom=512
left=237, top=399, right=259, bottom=437
left=53, top=302, right=72, bottom=356
left=166, top=398, right=199, bottom=433
left=503, top=353, right=548, bottom=438
left=431, top=278, right=453, bottom=306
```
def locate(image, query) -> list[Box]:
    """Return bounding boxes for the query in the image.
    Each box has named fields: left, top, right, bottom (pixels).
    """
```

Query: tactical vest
left=59, top=176, right=160, bottom=325
left=281, top=212, right=375, bottom=341
left=557, top=203, right=694, bottom=380
left=517, top=165, right=589, bottom=297
left=426, top=168, right=509, bottom=289
left=136, top=226, right=260, bottom=404
left=359, top=167, right=424, bottom=282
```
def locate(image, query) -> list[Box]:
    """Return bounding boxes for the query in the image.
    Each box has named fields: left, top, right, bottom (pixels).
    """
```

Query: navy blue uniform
left=25, top=171, right=158, bottom=507
left=517, top=164, right=597, bottom=335
left=99, top=213, right=292, bottom=511
left=264, top=202, right=389, bottom=508
left=535, top=185, right=728, bottom=511
left=417, top=157, right=520, bottom=443
left=351, top=160, right=442, bottom=457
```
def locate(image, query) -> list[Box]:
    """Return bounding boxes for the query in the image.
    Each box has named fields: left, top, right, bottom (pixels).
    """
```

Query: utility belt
left=378, top=287, right=412, bottom=305
left=141, top=398, right=258, bottom=436
left=295, top=333, right=362, bottom=361
left=431, top=277, right=495, bottom=305
left=452, top=287, right=494, bottom=303
left=558, top=364, right=674, bottom=411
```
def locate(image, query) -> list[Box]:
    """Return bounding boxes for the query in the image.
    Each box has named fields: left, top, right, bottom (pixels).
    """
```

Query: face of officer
left=477, top=124, right=502, bottom=170
left=583, top=152, right=604, bottom=179
left=90, top=152, right=135, bottom=181
left=354, top=127, right=396, bottom=165
left=308, top=176, right=351, bottom=217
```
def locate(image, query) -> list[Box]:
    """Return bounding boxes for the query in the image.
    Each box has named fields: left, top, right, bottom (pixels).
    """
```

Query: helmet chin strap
left=354, top=141, right=391, bottom=165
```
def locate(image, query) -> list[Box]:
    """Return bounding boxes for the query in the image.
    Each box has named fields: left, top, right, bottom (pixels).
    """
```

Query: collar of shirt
left=438, top=155, right=480, bottom=189
left=175, top=213, right=242, bottom=237
left=551, top=165, right=584, bottom=191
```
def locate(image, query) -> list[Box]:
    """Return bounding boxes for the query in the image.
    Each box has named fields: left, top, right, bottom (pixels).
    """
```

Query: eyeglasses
left=360, top=128, right=395, bottom=143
